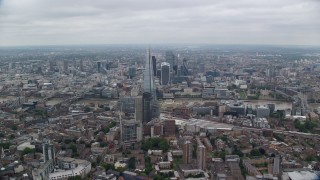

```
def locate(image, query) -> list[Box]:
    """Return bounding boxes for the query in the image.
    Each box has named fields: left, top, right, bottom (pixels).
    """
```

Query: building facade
left=183, top=141, right=192, bottom=164
left=161, top=62, right=170, bottom=85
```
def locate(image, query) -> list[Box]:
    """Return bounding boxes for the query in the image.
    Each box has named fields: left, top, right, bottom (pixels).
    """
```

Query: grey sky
left=0, top=0, right=319, bottom=46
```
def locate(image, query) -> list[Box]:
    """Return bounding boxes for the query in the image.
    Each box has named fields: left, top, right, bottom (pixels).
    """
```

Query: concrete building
left=50, top=157, right=91, bottom=180
left=256, top=105, right=270, bottom=118
left=63, top=60, right=68, bottom=73
left=215, top=88, right=229, bottom=98
left=197, top=145, right=206, bottom=170
left=97, top=61, right=101, bottom=73
left=43, top=141, right=55, bottom=164
left=228, top=103, right=246, bottom=116
left=163, top=120, right=176, bottom=137
left=119, top=96, right=136, bottom=114
left=183, top=140, right=192, bottom=164
left=152, top=56, right=157, bottom=76
left=17, top=142, right=35, bottom=151
left=128, top=66, right=136, bottom=79
left=202, top=87, right=214, bottom=99
left=121, top=120, right=142, bottom=146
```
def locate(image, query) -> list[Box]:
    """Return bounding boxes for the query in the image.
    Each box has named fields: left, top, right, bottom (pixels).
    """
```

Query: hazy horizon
left=0, top=0, right=319, bottom=46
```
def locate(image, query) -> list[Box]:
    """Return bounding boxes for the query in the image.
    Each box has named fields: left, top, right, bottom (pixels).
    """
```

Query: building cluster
left=0, top=46, right=319, bottom=179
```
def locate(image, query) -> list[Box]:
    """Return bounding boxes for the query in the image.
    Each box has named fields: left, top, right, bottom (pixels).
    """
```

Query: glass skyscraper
left=143, top=48, right=159, bottom=123
left=143, top=48, right=156, bottom=98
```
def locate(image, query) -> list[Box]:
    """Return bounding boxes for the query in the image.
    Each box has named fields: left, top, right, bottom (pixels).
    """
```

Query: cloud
left=0, top=0, right=319, bottom=46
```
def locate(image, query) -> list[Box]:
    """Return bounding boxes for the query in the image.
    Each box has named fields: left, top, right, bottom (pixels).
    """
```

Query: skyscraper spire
left=143, top=47, right=156, bottom=98
left=142, top=46, right=160, bottom=123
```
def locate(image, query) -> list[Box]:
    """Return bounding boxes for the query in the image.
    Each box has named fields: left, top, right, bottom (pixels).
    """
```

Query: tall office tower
left=79, top=59, right=84, bottom=71
left=165, top=51, right=175, bottom=72
left=181, top=58, right=189, bottom=76
left=97, top=61, right=101, bottom=73
left=135, top=96, right=143, bottom=141
left=143, top=92, right=152, bottom=123
left=106, top=62, right=111, bottom=70
left=199, top=63, right=205, bottom=72
left=183, top=140, right=192, bottom=164
left=174, top=53, right=179, bottom=75
left=120, top=96, right=143, bottom=147
left=49, top=60, right=54, bottom=71
left=197, top=144, right=206, bottom=170
left=63, top=60, right=68, bottom=73
left=128, top=66, right=136, bottom=79
left=152, top=56, right=157, bottom=76
left=43, top=141, right=55, bottom=164
left=143, top=47, right=160, bottom=122
left=161, top=62, right=170, bottom=85
left=143, top=48, right=156, bottom=98
left=135, top=96, right=143, bottom=122
left=121, top=121, right=139, bottom=146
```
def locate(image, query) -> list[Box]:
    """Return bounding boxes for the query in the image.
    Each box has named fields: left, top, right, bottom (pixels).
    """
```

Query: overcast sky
left=0, top=0, right=319, bottom=46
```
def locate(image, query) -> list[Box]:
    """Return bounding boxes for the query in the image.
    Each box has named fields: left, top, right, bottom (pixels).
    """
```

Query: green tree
left=64, top=139, right=72, bottom=144
left=144, top=156, right=153, bottom=175
left=84, top=106, right=91, bottom=112
left=250, top=149, right=262, bottom=157
left=159, top=140, right=169, bottom=152
left=69, top=144, right=77, bottom=154
left=85, top=143, right=91, bottom=148
left=11, top=125, right=18, bottom=130
left=128, top=157, right=136, bottom=169
left=99, top=141, right=107, bottom=147
left=219, top=149, right=228, bottom=160
left=221, top=135, right=228, bottom=142
left=22, top=147, right=34, bottom=155
left=68, top=175, right=82, bottom=180
left=102, top=163, right=115, bottom=170
left=258, top=148, right=266, bottom=155
left=141, top=137, right=169, bottom=152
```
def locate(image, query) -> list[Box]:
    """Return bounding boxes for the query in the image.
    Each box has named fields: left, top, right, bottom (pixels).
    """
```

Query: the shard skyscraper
left=143, top=47, right=159, bottom=123
left=143, top=48, right=156, bottom=98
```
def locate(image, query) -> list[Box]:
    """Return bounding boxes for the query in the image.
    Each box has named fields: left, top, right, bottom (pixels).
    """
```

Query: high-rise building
left=135, top=96, right=143, bottom=123
left=122, top=120, right=142, bottom=145
left=181, top=58, right=189, bottom=76
left=143, top=47, right=160, bottom=123
left=79, top=59, right=84, bottom=71
left=256, top=105, right=270, bottom=118
left=165, top=51, right=175, bottom=72
left=49, top=60, right=54, bottom=71
left=144, top=48, right=156, bottom=97
left=197, top=144, right=206, bottom=170
left=43, top=141, right=55, bottom=164
left=199, top=63, right=205, bottom=72
left=119, top=96, right=136, bottom=114
left=183, top=140, right=192, bottom=164
left=128, top=66, right=136, bottom=79
left=63, top=60, right=68, bottom=73
left=105, top=62, right=112, bottom=70
left=163, top=120, right=175, bottom=137
left=152, top=56, right=157, bottom=77
left=161, top=62, right=170, bottom=85
left=119, top=96, right=143, bottom=148
left=143, top=92, right=152, bottom=124
left=97, top=61, right=101, bottom=73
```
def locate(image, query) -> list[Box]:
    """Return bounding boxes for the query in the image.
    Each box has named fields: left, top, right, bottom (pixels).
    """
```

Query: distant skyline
left=0, top=0, right=319, bottom=46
